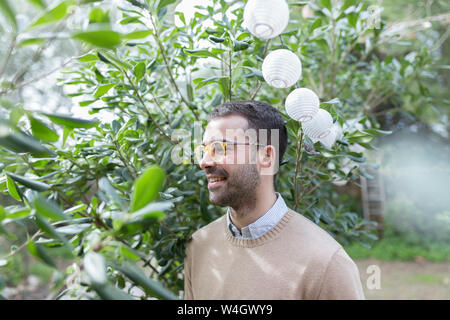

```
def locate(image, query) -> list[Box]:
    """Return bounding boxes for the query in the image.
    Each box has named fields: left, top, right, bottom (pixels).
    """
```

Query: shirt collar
left=226, top=192, right=288, bottom=239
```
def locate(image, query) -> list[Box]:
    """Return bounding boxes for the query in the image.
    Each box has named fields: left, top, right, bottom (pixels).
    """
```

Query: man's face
left=199, top=115, right=261, bottom=209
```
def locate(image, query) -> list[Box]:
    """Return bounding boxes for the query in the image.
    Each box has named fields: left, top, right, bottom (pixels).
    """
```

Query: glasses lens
left=211, top=141, right=225, bottom=161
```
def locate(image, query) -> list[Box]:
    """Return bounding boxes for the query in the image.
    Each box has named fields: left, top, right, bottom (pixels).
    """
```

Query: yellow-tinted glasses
left=194, top=139, right=266, bottom=163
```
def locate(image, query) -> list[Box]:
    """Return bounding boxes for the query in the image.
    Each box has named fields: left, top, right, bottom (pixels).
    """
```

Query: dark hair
left=208, top=100, right=288, bottom=185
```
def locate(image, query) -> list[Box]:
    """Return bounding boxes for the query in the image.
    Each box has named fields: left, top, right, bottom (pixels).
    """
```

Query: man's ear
left=259, top=145, right=276, bottom=176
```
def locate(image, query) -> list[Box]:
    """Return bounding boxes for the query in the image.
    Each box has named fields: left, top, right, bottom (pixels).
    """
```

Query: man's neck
left=229, top=190, right=278, bottom=231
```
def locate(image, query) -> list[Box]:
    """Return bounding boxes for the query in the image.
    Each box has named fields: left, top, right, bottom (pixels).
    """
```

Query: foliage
left=344, top=236, right=450, bottom=262
left=0, top=0, right=444, bottom=299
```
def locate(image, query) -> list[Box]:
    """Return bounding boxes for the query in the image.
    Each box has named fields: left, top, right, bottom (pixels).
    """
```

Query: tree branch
left=148, top=12, right=199, bottom=121
left=249, top=40, right=270, bottom=100
left=122, top=69, right=176, bottom=145
left=113, top=139, right=138, bottom=179
left=294, top=129, right=304, bottom=212
left=0, top=34, right=17, bottom=79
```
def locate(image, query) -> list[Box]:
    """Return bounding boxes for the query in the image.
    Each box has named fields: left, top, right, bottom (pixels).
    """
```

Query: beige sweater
left=184, top=210, right=365, bottom=300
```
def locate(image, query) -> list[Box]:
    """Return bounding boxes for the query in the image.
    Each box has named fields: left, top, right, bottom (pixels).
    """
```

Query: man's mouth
left=208, top=177, right=227, bottom=188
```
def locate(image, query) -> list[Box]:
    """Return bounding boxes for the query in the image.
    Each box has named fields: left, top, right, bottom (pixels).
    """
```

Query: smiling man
left=183, top=100, right=364, bottom=300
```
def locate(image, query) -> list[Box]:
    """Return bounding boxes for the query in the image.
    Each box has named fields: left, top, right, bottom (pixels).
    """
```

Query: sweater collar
left=226, top=192, right=288, bottom=239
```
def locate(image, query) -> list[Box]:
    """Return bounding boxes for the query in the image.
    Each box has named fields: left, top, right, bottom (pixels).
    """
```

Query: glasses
left=194, top=139, right=266, bottom=163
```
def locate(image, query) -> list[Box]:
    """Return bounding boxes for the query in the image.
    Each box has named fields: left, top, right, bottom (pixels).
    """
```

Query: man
left=184, top=100, right=364, bottom=300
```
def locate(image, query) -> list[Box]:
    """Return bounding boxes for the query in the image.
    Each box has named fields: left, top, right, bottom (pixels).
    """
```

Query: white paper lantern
left=302, top=109, right=333, bottom=139
left=314, top=123, right=342, bottom=148
left=262, top=49, right=302, bottom=88
left=243, top=0, right=290, bottom=39
left=285, top=88, right=320, bottom=122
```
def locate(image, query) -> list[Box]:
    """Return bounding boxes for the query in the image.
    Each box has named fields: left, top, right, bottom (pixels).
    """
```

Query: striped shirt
left=226, top=192, right=288, bottom=239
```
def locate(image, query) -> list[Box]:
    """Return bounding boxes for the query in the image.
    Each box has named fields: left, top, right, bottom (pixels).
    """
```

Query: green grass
left=344, top=237, right=450, bottom=262
left=403, top=274, right=447, bottom=285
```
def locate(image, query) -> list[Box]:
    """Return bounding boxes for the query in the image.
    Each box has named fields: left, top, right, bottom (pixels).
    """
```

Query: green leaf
left=133, top=62, right=146, bottom=81
left=209, top=36, right=225, bottom=43
left=174, top=11, right=185, bottom=25
left=73, top=30, right=122, bottom=48
left=362, top=129, right=392, bottom=136
left=27, top=240, right=57, bottom=268
left=29, top=0, right=74, bottom=29
left=320, top=0, right=332, bottom=10
left=127, top=201, right=171, bottom=223
left=97, top=50, right=133, bottom=70
left=0, top=0, right=17, bottom=31
left=17, top=38, right=46, bottom=48
left=89, top=7, right=110, bottom=24
left=93, top=283, right=134, bottom=300
left=206, top=29, right=222, bottom=35
left=347, top=12, right=358, bottom=28
left=77, top=53, right=99, bottom=63
left=310, top=18, right=322, bottom=32
left=119, top=244, right=143, bottom=261
left=122, top=30, right=152, bottom=40
left=120, top=16, right=143, bottom=25
left=6, top=175, right=21, bottom=201
left=232, top=40, right=250, bottom=52
left=218, top=77, right=229, bottom=99
left=62, top=126, right=72, bottom=147
left=6, top=172, right=51, bottom=192
left=94, top=83, right=115, bottom=98
left=79, top=100, right=96, bottom=107
left=55, top=223, right=91, bottom=235
left=323, top=98, right=340, bottom=105
left=98, top=177, right=126, bottom=211
left=28, top=115, right=59, bottom=142
left=341, top=0, right=356, bottom=11
left=110, top=261, right=178, bottom=300
left=5, top=207, right=30, bottom=219
left=9, top=107, right=24, bottom=126
left=27, top=0, right=46, bottom=10
left=40, top=112, right=99, bottom=129
left=157, top=0, right=177, bottom=11
left=236, top=32, right=251, bottom=41
left=0, top=123, right=55, bottom=157
left=83, top=252, right=107, bottom=286
left=358, top=169, right=374, bottom=180
left=183, top=48, right=218, bottom=59
left=195, top=76, right=219, bottom=89
left=0, top=205, right=5, bottom=222
left=33, top=195, right=69, bottom=221
left=34, top=214, right=72, bottom=249
left=63, top=204, right=87, bottom=215
left=314, top=38, right=329, bottom=52
left=347, top=154, right=365, bottom=163
left=130, top=165, right=165, bottom=213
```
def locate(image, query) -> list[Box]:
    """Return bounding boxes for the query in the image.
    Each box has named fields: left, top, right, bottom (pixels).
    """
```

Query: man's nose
left=199, top=150, right=216, bottom=170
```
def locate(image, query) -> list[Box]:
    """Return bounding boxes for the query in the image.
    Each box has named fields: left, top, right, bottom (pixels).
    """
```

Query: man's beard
left=208, top=164, right=260, bottom=212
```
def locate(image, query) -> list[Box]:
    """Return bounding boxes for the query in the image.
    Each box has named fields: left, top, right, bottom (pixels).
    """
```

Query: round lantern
left=285, top=88, right=320, bottom=122
left=302, top=109, right=333, bottom=139
left=262, top=49, right=302, bottom=88
left=316, top=123, right=341, bottom=148
left=243, top=0, right=290, bottom=39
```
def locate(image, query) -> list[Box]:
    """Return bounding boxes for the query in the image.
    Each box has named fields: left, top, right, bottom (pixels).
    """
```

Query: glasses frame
left=194, top=139, right=267, bottom=163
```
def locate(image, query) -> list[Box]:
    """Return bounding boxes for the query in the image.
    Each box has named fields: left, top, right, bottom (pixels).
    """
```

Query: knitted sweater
left=184, top=210, right=365, bottom=300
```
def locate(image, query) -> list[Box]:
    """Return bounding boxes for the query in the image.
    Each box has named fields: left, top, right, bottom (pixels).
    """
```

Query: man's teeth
left=210, top=177, right=226, bottom=182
